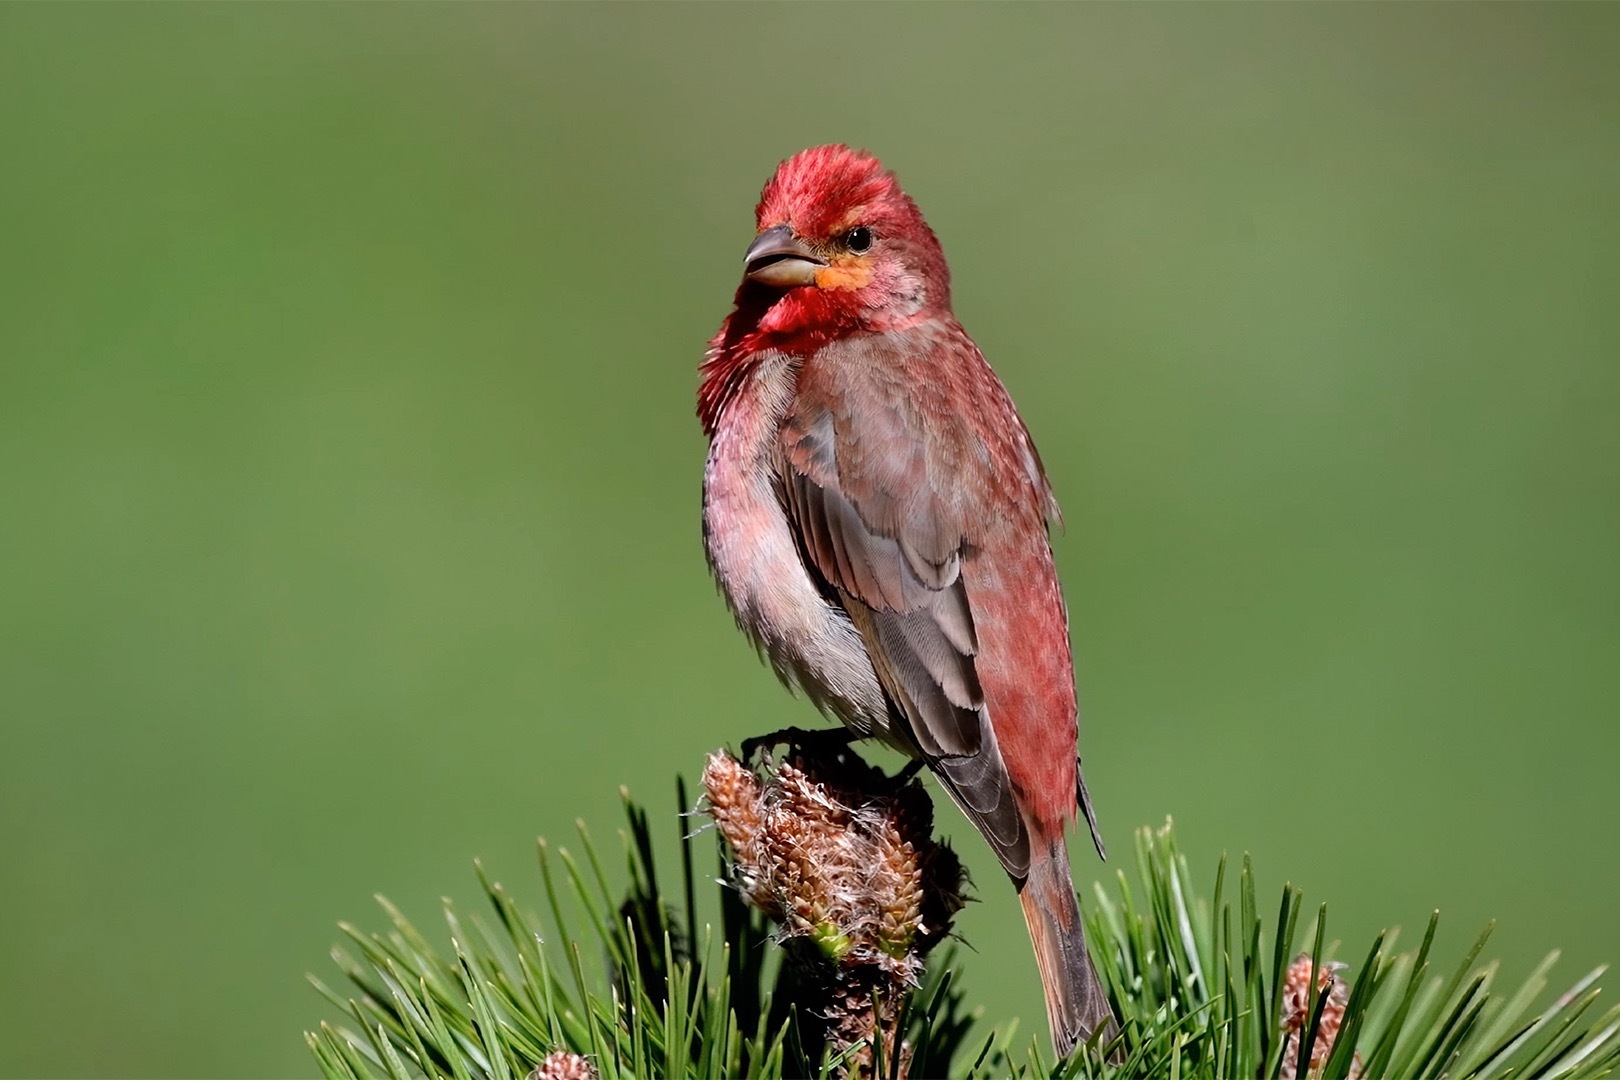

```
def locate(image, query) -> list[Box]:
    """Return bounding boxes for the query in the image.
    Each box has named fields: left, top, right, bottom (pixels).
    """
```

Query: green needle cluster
left=308, top=784, right=1619, bottom=1079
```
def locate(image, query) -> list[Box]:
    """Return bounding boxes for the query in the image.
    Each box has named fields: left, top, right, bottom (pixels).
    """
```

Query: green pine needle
left=307, top=794, right=1619, bottom=1079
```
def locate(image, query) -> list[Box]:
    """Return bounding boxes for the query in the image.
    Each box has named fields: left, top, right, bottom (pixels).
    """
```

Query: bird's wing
left=777, top=360, right=1031, bottom=878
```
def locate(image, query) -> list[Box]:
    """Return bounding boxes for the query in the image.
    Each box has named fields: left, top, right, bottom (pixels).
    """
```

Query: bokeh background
left=2, top=4, right=1617, bottom=1077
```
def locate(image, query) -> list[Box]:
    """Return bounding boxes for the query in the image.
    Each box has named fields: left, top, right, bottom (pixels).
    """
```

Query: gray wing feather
left=779, top=405, right=1032, bottom=880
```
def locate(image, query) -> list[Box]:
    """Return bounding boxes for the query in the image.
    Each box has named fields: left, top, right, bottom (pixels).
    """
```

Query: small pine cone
left=701, top=743, right=968, bottom=1079
left=773, top=817, right=837, bottom=943
left=701, top=751, right=776, bottom=914
left=870, top=817, right=924, bottom=962
left=526, top=1050, right=596, bottom=1080
left=1278, top=953, right=1362, bottom=1080
left=774, top=759, right=857, bottom=839
left=702, top=751, right=764, bottom=856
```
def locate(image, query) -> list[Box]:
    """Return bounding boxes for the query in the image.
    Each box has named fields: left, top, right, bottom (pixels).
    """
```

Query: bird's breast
left=701, top=350, right=894, bottom=740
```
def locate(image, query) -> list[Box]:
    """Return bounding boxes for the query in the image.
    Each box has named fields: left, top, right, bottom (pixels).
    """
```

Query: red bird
left=698, top=145, right=1116, bottom=1055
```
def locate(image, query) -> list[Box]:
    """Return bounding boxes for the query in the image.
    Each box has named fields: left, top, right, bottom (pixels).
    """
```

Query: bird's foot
left=877, top=758, right=926, bottom=793
left=895, top=758, right=924, bottom=782
left=737, top=727, right=926, bottom=795
left=739, top=725, right=857, bottom=765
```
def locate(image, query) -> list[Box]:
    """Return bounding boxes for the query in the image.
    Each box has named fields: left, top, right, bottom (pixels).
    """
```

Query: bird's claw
left=738, top=725, right=857, bottom=765
left=736, top=728, right=926, bottom=795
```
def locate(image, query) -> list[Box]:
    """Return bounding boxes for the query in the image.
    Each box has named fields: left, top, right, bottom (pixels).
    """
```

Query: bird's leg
left=739, top=725, right=857, bottom=765
left=845, top=756, right=927, bottom=797
left=884, top=758, right=926, bottom=790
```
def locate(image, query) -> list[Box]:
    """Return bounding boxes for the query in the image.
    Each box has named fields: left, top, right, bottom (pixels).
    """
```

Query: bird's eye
left=844, top=226, right=873, bottom=254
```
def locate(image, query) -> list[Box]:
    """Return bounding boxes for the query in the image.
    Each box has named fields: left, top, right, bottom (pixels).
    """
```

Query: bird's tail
left=1018, top=838, right=1118, bottom=1057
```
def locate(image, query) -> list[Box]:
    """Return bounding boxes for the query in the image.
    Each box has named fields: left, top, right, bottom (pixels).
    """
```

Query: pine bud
left=1279, top=953, right=1362, bottom=1080
left=526, top=1050, right=596, bottom=1080
left=700, top=744, right=966, bottom=1078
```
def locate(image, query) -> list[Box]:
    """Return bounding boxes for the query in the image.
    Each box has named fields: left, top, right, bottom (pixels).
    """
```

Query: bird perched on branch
left=697, top=144, right=1116, bottom=1056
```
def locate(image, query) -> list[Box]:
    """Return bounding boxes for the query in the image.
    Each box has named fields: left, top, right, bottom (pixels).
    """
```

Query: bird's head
left=735, top=145, right=951, bottom=342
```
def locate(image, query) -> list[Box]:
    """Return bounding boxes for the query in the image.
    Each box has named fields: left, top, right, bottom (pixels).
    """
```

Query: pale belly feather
left=700, top=353, right=899, bottom=745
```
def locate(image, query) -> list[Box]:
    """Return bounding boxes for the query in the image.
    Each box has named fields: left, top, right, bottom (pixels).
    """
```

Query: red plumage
left=698, top=145, right=1115, bottom=1055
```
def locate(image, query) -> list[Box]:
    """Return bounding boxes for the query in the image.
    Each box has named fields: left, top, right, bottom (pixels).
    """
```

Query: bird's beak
left=744, top=224, right=825, bottom=287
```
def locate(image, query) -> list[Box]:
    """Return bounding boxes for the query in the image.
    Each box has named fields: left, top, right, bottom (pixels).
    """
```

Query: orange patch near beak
left=813, top=261, right=874, bottom=291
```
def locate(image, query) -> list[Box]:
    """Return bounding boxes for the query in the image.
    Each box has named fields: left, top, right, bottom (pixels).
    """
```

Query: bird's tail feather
left=1018, top=840, right=1118, bottom=1057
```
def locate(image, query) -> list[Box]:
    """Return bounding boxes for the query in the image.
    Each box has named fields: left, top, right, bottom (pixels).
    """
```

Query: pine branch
left=306, top=752, right=1620, bottom=1080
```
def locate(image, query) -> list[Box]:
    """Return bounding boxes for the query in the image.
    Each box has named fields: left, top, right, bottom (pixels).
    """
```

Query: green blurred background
left=2, top=4, right=1617, bottom=1076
